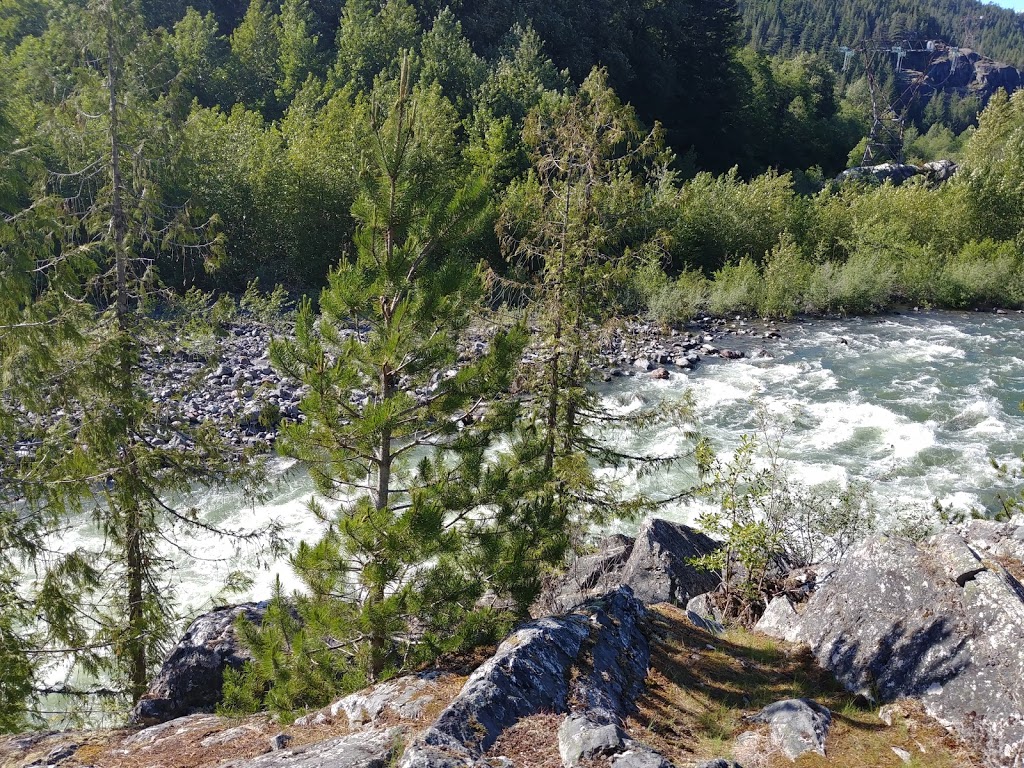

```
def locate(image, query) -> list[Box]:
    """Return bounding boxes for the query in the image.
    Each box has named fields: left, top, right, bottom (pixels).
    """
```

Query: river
left=56, top=310, right=1024, bottom=617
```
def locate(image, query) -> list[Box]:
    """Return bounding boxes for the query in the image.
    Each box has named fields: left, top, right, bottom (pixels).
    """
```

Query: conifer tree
left=234, top=60, right=524, bottom=709
left=0, top=0, right=275, bottom=718
left=496, top=69, right=708, bottom=569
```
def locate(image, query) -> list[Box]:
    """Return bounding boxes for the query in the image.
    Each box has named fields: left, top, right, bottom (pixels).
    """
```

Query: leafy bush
left=708, top=257, right=761, bottom=316
left=937, top=239, right=1024, bottom=309
left=758, top=232, right=812, bottom=318
left=671, top=169, right=800, bottom=273
left=805, top=251, right=898, bottom=315
left=642, top=268, right=710, bottom=325
left=692, top=410, right=879, bottom=625
left=240, top=279, right=295, bottom=326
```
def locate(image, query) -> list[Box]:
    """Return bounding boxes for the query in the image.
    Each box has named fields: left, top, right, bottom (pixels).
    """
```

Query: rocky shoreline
left=10, top=513, right=1024, bottom=767
left=15, top=305, right=1021, bottom=459
left=127, top=314, right=788, bottom=451
left=161, top=305, right=1021, bottom=452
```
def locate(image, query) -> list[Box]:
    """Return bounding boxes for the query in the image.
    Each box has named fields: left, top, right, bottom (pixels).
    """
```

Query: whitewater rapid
left=601, top=310, right=1024, bottom=534
left=56, top=311, right=1024, bottom=618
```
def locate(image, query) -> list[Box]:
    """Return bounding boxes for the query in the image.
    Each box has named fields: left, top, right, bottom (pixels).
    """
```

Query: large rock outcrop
left=400, top=587, right=673, bottom=768
left=755, top=523, right=1024, bottom=768
left=538, top=518, right=720, bottom=615
left=921, top=48, right=1022, bottom=97
left=133, top=602, right=268, bottom=725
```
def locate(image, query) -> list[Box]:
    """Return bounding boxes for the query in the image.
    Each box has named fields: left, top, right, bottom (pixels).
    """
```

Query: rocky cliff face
left=757, top=517, right=1024, bottom=768
left=901, top=47, right=1023, bottom=102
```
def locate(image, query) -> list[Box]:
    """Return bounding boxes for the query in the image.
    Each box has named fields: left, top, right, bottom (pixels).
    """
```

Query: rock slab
left=400, top=587, right=655, bottom=768
left=751, top=698, right=831, bottom=759
left=756, top=531, right=1024, bottom=768
left=539, top=519, right=720, bottom=614
left=225, top=726, right=404, bottom=768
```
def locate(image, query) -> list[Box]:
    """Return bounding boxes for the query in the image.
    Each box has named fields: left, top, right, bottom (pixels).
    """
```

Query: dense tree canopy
left=739, top=0, right=1024, bottom=69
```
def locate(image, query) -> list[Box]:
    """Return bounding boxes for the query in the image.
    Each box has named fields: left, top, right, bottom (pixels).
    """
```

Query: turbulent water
left=604, top=310, right=1024, bottom=532
left=58, top=311, right=1024, bottom=617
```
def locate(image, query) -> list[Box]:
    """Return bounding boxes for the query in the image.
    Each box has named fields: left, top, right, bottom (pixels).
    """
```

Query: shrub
left=937, top=239, right=1024, bottom=308
left=708, top=257, right=762, bottom=316
left=644, top=269, right=710, bottom=325
left=758, top=232, right=812, bottom=318
left=691, top=410, right=879, bottom=625
left=671, top=168, right=800, bottom=273
left=805, top=251, right=898, bottom=314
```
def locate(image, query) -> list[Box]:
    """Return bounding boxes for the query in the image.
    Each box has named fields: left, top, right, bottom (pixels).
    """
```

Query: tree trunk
left=108, top=5, right=146, bottom=702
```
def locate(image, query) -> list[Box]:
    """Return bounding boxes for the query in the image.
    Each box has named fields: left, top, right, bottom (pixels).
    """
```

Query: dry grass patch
left=626, top=603, right=983, bottom=768
left=486, top=713, right=564, bottom=768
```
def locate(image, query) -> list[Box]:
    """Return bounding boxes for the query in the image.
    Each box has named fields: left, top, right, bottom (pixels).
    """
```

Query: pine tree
left=495, top=69, right=709, bottom=590
left=234, top=60, right=524, bottom=711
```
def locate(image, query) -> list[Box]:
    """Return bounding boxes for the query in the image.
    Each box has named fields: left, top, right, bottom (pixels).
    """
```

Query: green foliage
left=671, top=169, right=800, bottom=274
left=638, top=266, right=711, bottom=326
left=230, top=64, right=529, bottom=713
left=693, top=411, right=878, bottom=624
left=936, top=239, right=1024, bottom=309
left=904, top=123, right=966, bottom=164
left=734, top=50, right=863, bottom=176
left=453, top=0, right=743, bottom=168
left=0, top=0, right=277, bottom=722
left=740, top=0, right=1024, bottom=70
left=804, top=250, right=898, bottom=315
left=229, top=0, right=282, bottom=113
left=498, top=69, right=708, bottom=575
left=276, top=0, right=320, bottom=103
left=220, top=578, right=359, bottom=717
left=240, top=279, right=294, bottom=326
left=759, top=232, right=812, bottom=318
left=171, top=8, right=230, bottom=107
left=419, top=8, right=485, bottom=114
left=330, top=0, right=420, bottom=92
left=957, top=89, right=1024, bottom=245
left=709, top=257, right=762, bottom=316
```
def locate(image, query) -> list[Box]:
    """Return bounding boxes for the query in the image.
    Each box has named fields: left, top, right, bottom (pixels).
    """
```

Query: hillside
left=739, top=0, right=1024, bottom=69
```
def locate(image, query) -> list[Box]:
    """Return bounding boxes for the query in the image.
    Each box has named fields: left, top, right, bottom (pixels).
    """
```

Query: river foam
left=47, top=312, right=1024, bottom=621
left=605, top=311, right=1024, bottom=532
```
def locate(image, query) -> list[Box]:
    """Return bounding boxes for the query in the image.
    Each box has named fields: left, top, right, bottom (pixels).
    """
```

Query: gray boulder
left=619, top=519, right=721, bottom=606
left=292, top=672, right=456, bottom=729
left=756, top=532, right=1024, bottom=767
left=539, top=518, right=720, bottom=614
left=838, top=163, right=921, bottom=185
left=223, top=726, right=404, bottom=768
left=133, top=603, right=268, bottom=725
left=753, top=596, right=801, bottom=644
left=750, top=698, right=831, bottom=760
left=611, top=749, right=676, bottom=768
left=558, top=717, right=628, bottom=766
left=922, top=159, right=958, bottom=182
left=960, top=515, right=1024, bottom=567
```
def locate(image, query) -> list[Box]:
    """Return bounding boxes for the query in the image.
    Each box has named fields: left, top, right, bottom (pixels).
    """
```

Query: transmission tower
left=840, top=39, right=943, bottom=165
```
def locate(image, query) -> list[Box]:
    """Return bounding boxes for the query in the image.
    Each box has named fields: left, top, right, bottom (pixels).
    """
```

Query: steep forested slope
left=739, top=0, right=1024, bottom=68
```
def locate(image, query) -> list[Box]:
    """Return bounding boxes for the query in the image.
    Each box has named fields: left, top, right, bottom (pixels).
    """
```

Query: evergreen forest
left=2, top=0, right=1024, bottom=731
